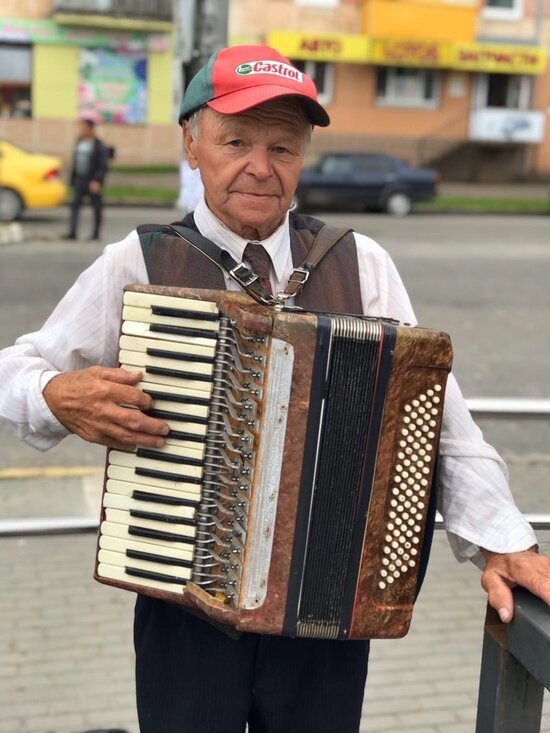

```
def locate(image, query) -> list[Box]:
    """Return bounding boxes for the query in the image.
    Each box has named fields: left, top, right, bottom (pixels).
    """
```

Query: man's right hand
left=43, top=366, right=170, bottom=450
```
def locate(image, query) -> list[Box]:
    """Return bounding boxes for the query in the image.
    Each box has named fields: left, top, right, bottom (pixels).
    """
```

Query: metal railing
left=476, top=589, right=550, bottom=733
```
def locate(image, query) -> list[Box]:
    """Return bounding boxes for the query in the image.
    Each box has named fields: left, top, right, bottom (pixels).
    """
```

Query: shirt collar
left=193, top=197, right=291, bottom=283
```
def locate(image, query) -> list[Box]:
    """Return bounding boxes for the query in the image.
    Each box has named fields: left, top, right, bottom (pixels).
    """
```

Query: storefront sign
left=267, top=29, right=546, bottom=76
left=452, top=43, right=546, bottom=74
left=0, top=18, right=168, bottom=52
left=267, top=30, right=370, bottom=63
left=371, top=39, right=449, bottom=68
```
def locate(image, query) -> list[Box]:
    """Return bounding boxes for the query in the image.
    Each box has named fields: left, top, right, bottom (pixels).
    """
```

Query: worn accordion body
left=95, top=285, right=453, bottom=639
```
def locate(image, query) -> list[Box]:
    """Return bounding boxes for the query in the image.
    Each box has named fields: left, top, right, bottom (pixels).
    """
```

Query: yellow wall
left=362, top=0, right=478, bottom=43
left=147, top=50, right=173, bottom=125
left=33, top=44, right=79, bottom=120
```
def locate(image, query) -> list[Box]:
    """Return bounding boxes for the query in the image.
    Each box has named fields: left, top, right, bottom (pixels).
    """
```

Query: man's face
left=184, top=100, right=310, bottom=241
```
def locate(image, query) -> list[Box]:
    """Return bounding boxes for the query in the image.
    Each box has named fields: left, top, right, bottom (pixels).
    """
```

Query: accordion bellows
left=95, top=286, right=453, bottom=639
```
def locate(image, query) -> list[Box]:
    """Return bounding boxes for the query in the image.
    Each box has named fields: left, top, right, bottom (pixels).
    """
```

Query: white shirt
left=0, top=197, right=537, bottom=563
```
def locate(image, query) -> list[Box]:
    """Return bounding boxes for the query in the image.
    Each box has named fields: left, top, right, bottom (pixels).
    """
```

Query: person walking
left=63, top=118, right=109, bottom=241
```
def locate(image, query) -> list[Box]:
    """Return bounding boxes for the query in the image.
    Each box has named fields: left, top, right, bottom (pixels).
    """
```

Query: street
left=0, top=206, right=549, bottom=733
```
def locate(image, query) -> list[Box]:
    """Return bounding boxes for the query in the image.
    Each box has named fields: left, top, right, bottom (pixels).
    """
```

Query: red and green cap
left=179, top=44, right=330, bottom=127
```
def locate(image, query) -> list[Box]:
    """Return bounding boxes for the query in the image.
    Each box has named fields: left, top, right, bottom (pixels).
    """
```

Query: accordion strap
left=162, top=222, right=351, bottom=306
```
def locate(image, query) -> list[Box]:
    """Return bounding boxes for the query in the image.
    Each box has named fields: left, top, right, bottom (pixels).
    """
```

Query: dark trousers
left=134, top=596, right=370, bottom=733
left=68, top=176, right=102, bottom=238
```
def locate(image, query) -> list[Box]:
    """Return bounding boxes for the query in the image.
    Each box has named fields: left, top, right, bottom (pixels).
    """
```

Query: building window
left=375, top=66, right=440, bottom=108
left=474, top=73, right=532, bottom=110
left=483, top=0, right=523, bottom=20
left=292, top=60, right=334, bottom=107
left=0, top=44, right=32, bottom=118
left=294, top=0, right=339, bottom=7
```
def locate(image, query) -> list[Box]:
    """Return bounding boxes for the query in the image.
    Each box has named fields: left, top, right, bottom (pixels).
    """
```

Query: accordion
left=95, top=285, right=453, bottom=639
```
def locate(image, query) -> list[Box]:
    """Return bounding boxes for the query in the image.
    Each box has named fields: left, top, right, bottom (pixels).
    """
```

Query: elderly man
left=0, top=44, right=549, bottom=733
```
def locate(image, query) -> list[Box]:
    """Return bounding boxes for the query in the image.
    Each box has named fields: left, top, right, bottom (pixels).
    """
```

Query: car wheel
left=0, top=188, right=23, bottom=221
left=385, top=191, right=412, bottom=217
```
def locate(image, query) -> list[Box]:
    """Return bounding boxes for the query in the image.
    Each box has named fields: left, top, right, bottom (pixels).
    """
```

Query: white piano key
left=100, top=520, right=194, bottom=549
left=102, top=492, right=196, bottom=520
left=104, top=508, right=196, bottom=538
left=137, top=379, right=211, bottom=402
left=121, top=320, right=215, bottom=348
left=106, top=478, right=200, bottom=504
left=108, top=450, right=203, bottom=479
left=120, top=363, right=213, bottom=394
left=119, top=334, right=215, bottom=360
left=162, top=419, right=207, bottom=436
left=99, top=533, right=194, bottom=563
left=148, top=442, right=205, bottom=458
left=148, top=399, right=208, bottom=419
left=122, top=305, right=219, bottom=332
left=97, top=562, right=188, bottom=593
left=123, top=291, right=219, bottom=314
left=119, top=349, right=214, bottom=377
left=106, top=465, right=201, bottom=494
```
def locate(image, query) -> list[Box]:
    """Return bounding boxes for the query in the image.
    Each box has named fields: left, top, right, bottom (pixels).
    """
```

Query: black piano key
left=166, top=429, right=206, bottom=443
left=145, top=409, right=208, bottom=425
left=151, top=305, right=219, bottom=322
left=130, top=509, right=196, bottom=526
left=142, top=389, right=210, bottom=407
left=150, top=324, right=218, bottom=340
left=125, top=565, right=189, bottom=585
left=129, top=525, right=196, bottom=545
left=146, top=347, right=215, bottom=364
left=132, top=489, right=199, bottom=508
left=136, top=448, right=204, bottom=467
left=126, top=548, right=193, bottom=569
left=146, top=365, right=213, bottom=382
left=136, top=467, right=202, bottom=484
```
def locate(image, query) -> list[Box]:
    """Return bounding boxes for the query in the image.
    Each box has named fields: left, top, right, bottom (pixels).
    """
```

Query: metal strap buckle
left=229, top=262, right=259, bottom=288
left=287, top=267, right=310, bottom=287
left=276, top=266, right=311, bottom=302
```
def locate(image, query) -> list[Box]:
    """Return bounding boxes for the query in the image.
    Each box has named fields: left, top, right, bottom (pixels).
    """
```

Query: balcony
left=51, top=0, right=173, bottom=32
left=469, top=108, right=545, bottom=143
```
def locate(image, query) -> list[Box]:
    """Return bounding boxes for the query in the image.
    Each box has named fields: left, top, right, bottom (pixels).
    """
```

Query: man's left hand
left=89, top=179, right=101, bottom=194
left=481, top=548, right=550, bottom=623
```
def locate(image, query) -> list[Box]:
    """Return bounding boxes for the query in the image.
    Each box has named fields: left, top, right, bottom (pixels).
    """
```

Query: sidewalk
left=1, top=471, right=549, bottom=733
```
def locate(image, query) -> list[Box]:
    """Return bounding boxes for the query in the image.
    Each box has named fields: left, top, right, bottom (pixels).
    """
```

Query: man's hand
left=89, top=180, right=101, bottom=194
left=43, top=366, right=170, bottom=450
left=481, top=548, right=550, bottom=623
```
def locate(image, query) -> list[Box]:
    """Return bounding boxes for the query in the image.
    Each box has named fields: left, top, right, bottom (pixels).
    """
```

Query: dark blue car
left=294, top=152, right=439, bottom=217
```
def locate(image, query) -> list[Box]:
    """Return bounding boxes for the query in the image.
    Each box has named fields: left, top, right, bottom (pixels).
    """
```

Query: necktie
left=243, top=242, right=273, bottom=295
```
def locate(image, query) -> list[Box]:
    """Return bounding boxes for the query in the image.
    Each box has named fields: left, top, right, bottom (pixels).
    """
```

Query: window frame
left=375, top=66, right=441, bottom=109
left=482, top=0, right=523, bottom=21
left=291, top=59, right=334, bottom=108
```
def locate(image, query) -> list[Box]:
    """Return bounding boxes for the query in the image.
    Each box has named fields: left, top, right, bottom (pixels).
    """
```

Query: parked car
left=0, top=140, right=67, bottom=221
left=294, top=152, right=439, bottom=216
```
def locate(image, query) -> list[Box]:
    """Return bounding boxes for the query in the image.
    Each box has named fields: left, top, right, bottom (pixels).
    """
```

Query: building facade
left=0, top=0, right=179, bottom=164
left=1, top=0, right=549, bottom=178
left=250, top=0, right=549, bottom=180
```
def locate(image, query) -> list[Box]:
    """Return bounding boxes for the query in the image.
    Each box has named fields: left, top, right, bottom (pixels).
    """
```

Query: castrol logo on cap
left=235, top=61, right=303, bottom=82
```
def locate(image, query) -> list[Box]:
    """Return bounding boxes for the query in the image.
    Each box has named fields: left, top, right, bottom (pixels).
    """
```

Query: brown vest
left=137, top=212, right=363, bottom=314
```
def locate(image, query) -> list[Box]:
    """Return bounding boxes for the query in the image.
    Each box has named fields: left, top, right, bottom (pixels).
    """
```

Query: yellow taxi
left=0, top=140, right=68, bottom=221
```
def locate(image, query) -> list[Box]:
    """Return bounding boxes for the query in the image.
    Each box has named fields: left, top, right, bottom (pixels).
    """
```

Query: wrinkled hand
left=43, top=366, right=169, bottom=450
left=481, top=548, right=550, bottom=623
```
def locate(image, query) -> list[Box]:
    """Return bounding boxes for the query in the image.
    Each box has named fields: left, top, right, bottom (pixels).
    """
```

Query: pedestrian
left=63, top=117, right=110, bottom=242
left=1, top=44, right=549, bottom=733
